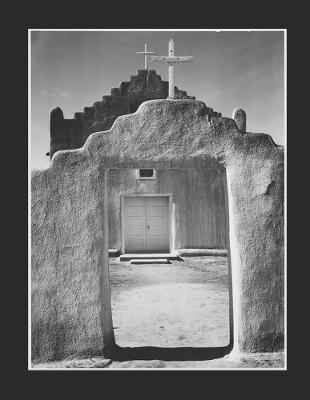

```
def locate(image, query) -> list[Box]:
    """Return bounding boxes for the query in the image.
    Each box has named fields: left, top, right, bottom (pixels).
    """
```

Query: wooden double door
left=123, top=196, right=170, bottom=253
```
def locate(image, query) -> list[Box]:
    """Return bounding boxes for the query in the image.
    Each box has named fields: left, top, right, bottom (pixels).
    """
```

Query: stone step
left=120, top=253, right=181, bottom=261
left=130, top=258, right=171, bottom=265
left=176, top=249, right=228, bottom=257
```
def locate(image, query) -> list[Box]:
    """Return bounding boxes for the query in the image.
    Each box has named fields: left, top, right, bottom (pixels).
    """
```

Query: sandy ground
left=109, top=256, right=230, bottom=348
left=32, top=256, right=285, bottom=369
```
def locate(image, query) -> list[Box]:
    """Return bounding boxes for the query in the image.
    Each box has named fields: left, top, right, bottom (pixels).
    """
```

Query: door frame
left=120, top=193, right=173, bottom=254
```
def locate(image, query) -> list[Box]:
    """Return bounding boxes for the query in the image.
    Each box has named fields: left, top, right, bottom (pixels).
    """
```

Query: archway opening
left=105, top=162, right=234, bottom=360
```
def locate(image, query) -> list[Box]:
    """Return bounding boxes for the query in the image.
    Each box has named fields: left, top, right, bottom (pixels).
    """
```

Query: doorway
left=107, top=166, right=233, bottom=354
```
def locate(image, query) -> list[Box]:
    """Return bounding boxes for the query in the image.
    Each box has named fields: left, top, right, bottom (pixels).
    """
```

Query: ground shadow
left=111, top=344, right=232, bottom=361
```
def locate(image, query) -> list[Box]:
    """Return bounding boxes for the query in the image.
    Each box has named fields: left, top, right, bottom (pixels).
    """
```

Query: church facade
left=108, top=166, right=228, bottom=254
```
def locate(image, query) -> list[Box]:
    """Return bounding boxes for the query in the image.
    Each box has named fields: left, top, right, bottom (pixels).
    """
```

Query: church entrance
left=122, top=195, right=170, bottom=253
left=108, top=165, right=233, bottom=356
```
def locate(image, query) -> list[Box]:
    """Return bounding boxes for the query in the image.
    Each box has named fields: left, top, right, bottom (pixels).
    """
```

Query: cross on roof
left=136, top=43, right=155, bottom=70
left=151, top=39, right=193, bottom=99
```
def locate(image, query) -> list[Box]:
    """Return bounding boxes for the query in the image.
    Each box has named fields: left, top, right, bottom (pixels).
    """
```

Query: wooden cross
left=137, top=43, right=155, bottom=70
left=151, top=39, right=193, bottom=99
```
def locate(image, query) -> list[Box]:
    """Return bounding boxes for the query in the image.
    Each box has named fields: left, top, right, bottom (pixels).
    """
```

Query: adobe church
left=31, top=40, right=284, bottom=364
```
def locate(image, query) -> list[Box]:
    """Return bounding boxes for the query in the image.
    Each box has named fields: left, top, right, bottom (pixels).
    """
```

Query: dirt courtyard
left=109, top=256, right=230, bottom=349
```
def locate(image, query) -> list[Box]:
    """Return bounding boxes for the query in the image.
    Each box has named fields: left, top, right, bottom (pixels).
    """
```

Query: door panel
left=125, top=198, right=146, bottom=252
left=146, top=197, right=169, bottom=251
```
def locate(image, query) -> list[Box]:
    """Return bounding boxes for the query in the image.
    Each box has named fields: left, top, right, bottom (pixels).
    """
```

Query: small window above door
left=137, top=169, right=156, bottom=180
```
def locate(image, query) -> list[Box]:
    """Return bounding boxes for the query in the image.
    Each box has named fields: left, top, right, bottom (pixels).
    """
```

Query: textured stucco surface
left=31, top=99, right=284, bottom=362
left=31, top=159, right=113, bottom=362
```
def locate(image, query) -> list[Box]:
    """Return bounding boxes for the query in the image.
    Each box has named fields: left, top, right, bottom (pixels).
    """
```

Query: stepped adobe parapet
left=49, top=69, right=200, bottom=159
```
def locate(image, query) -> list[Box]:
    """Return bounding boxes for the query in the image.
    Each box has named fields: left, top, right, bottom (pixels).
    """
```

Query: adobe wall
left=108, top=168, right=228, bottom=251
left=49, top=69, right=202, bottom=158
left=32, top=99, right=284, bottom=362
left=31, top=158, right=114, bottom=362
